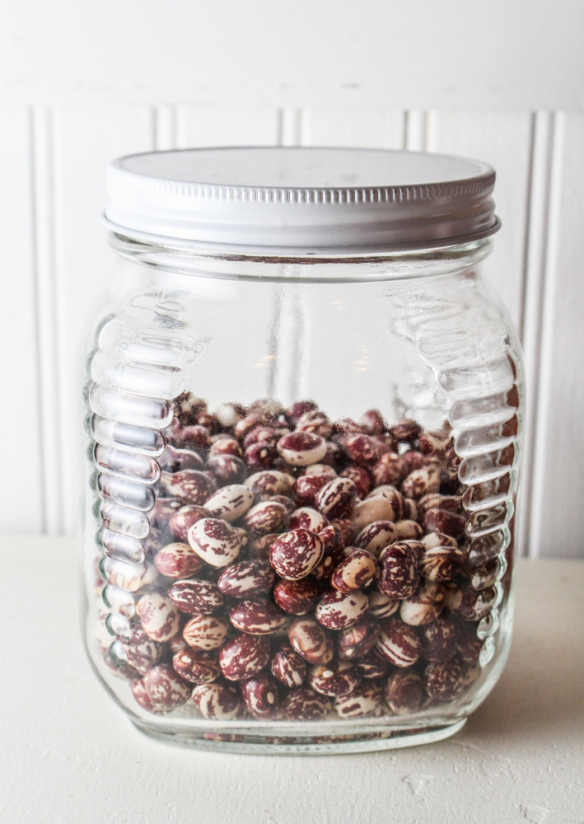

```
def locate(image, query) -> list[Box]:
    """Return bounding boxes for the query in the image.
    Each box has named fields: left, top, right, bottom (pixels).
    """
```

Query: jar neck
left=108, top=231, right=492, bottom=283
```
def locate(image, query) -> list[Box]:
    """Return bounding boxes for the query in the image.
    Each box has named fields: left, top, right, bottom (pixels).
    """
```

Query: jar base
left=131, top=718, right=467, bottom=755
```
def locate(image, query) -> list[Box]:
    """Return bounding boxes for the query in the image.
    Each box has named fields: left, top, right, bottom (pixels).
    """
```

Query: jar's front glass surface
left=84, top=237, right=523, bottom=753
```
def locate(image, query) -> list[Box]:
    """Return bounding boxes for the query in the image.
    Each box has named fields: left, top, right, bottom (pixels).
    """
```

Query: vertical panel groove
left=405, top=110, right=428, bottom=151
left=517, top=113, right=537, bottom=343
left=31, top=106, right=62, bottom=534
left=150, top=107, right=157, bottom=152
left=402, top=111, right=409, bottom=150
left=279, top=109, right=301, bottom=146
left=515, top=110, right=537, bottom=558
left=516, top=112, right=555, bottom=558
left=154, top=106, right=177, bottom=150
left=16, top=108, right=46, bottom=533
left=528, top=112, right=564, bottom=558
left=298, top=109, right=308, bottom=146
left=175, top=106, right=187, bottom=148
left=51, top=108, right=74, bottom=535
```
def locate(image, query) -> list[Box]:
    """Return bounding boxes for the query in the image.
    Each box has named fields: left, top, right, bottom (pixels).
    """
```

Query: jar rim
left=105, top=147, right=500, bottom=253
left=107, top=229, right=493, bottom=283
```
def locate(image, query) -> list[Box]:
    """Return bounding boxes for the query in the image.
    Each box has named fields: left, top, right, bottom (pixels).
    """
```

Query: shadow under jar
left=84, top=147, right=524, bottom=754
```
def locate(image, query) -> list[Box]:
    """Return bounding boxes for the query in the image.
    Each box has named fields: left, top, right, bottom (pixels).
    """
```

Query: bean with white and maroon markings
left=372, top=452, right=404, bottom=486
left=395, top=519, right=424, bottom=540
left=400, top=581, right=445, bottom=626
left=295, top=473, right=332, bottom=507
left=367, top=590, right=400, bottom=619
left=229, top=599, right=287, bottom=635
left=153, top=541, right=203, bottom=579
left=315, top=589, right=369, bottom=630
left=204, top=484, right=254, bottom=523
left=182, top=614, right=230, bottom=650
left=295, top=409, right=333, bottom=438
left=136, top=592, right=181, bottom=643
left=168, top=505, right=209, bottom=543
left=420, top=544, right=463, bottom=582
left=209, top=435, right=243, bottom=457
left=269, top=528, right=324, bottom=580
left=336, top=614, right=381, bottom=660
left=160, top=470, right=217, bottom=505
left=424, top=659, right=467, bottom=702
left=273, top=577, right=321, bottom=615
left=355, top=520, right=399, bottom=556
left=118, top=626, right=162, bottom=675
left=330, top=548, right=377, bottom=593
left=132, top=678, right=163, bottom=714
left=244, top=469, right=296, bottom=499
left=334, top=683, right=386, bottom=718
left=378, top=542, right=420, bottom=599
left=240, top=673, right=281, bottom=719
left=307, top=661, right=361, bottom=697
left=384, top=671, right=426, bottom=715
left=424, top=507, right=467, bottom=539
left=315, top=477, right=358, bottom=520
left=277, top=431, right=328, bottom=466
left=192, top=682, right=243, bottom=720
left=270, top=644, right=308, bottom=688
left=172, top=649, right=221, bottom=684
left=419, top=616, right=459, bottom=662
left=287, top=506, right=328, bottom=533
left=206, top=454, right=247, bottom=485
left=242, top=500, right=288, bottom=534
left=188, top=518, right=242, bottom=568
left=93, top=397, right=496, bottom=723
left=289, top=617, right=334, bottom=664
left=443, top=583, right=497, bottom=621
left=219, top=633, right=271, bottom=681
left=217, top=558, right=275, bottom=599
left=376, top=617, right=421, bottom=668
left=367, top=484, right=404, bottom=517
left=142, top=664, right=192, bottom=712
left=167, top=579, right=224, bottom=615
left=282, top=688, right=331, bottom=720
left=353, top=647, right=391, bottom=680
left=340, top=465, right=372, bottom=498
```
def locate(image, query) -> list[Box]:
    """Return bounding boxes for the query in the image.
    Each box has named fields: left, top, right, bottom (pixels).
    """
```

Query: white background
left=1, top=0, right=583, bottom=558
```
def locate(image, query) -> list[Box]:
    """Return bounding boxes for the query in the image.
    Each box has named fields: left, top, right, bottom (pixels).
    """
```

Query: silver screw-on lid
left=105, top=147, right=499, bottom=253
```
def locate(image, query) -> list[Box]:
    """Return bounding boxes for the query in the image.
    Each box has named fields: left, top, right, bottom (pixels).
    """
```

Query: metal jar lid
left=104, top=146, right=499, bottom=254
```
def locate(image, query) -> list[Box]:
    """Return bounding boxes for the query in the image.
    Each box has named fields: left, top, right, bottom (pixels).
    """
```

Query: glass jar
left=84, top=148, right=523, bottom=753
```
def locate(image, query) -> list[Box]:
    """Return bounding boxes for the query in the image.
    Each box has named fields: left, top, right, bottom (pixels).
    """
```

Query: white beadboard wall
left=1, top=0, right=583, bottom=556
left=1, top=104, right=582, bottom=559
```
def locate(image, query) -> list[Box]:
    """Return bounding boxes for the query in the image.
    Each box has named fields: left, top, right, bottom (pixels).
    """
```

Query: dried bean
left=153, top=541, right=203, bottom=579
left=315, top=589, right=369, bottom=630
left=289, top=617, right=334, bottom=664
left=217, top=558, right=275, bottom=599
left=308, top=661, right=361, bottom=697
left=183, top=614, right=230, bottom=650
left=282, top=688, right=330, bottom=720
left=188, top=518, right=242, bottom=568
left=271, top=645, right=307, bottom=688
left=219, top=634, right=271, bottom=681
left=229, top=600, right=287, bottom=635
left=192, top=682, right=243, bottom=719
left=330, top=549, right=377, bottom=593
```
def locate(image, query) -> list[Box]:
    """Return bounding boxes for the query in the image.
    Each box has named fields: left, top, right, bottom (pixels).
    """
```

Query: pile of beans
left=96, top=394, right=497, bottom=722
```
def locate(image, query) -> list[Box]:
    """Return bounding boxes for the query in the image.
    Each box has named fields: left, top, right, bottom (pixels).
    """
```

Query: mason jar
left=84, top=147, right=523, bottom=753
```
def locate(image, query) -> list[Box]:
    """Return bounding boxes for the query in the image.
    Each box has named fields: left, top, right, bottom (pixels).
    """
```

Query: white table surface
left=1, top=536, right=582, bottom=824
